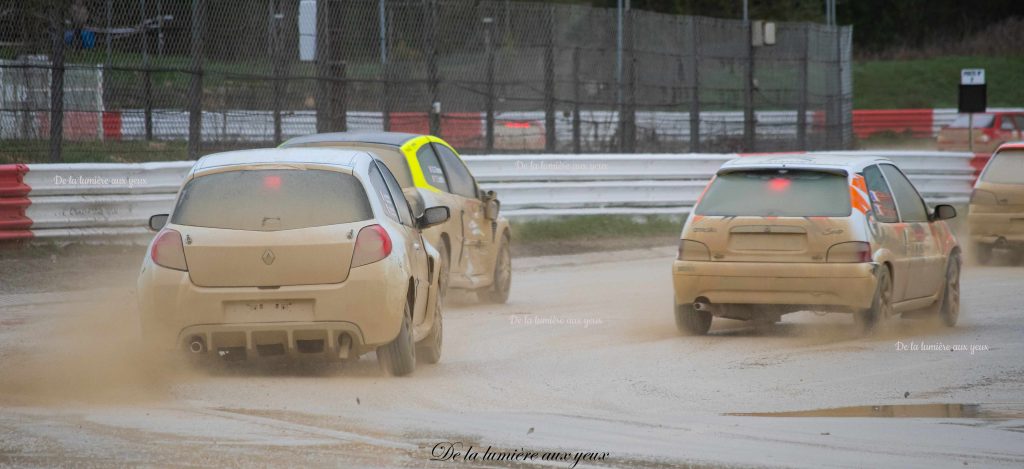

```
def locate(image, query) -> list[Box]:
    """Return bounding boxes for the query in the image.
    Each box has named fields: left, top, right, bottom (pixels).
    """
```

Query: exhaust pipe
left=337, top=333, right=353, bottom=360
left=188, top=336, right=206, bottom=354
left=694, top=301, right=711, bottom=312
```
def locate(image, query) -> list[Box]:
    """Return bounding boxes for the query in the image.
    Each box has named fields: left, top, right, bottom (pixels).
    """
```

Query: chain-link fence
left=0, top=0, right=852, bottom=162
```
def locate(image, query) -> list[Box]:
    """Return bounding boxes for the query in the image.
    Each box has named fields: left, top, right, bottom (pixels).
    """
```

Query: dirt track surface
left=2, top=246, right=1024, bottom=468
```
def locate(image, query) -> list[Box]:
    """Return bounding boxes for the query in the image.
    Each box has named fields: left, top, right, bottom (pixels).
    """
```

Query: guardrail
left=0, top=151, right=977, bottom=244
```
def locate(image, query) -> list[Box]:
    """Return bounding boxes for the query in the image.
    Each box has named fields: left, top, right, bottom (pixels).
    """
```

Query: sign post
left=959, top=69, right=987, bottom=152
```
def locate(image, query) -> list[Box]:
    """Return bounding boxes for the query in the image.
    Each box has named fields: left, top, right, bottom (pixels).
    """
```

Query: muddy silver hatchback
left=673, top=155, right=961, bottom=335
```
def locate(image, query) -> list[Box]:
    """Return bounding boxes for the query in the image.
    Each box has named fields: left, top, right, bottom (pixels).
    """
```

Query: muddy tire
left=939, top=254, right=961, bottom=327
left=417, top=292, right=443, bottom=365
left=974, top=243, right=992, bottom=265
left=478, top=235, right=511, bottom=304
left=675, top=303, right=712, bottom=335
left=377, top=303, right=416, bottom=376
left=856, top=266, right=892, bottom=334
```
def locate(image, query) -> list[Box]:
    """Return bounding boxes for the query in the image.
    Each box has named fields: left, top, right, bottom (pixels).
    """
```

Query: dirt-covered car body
left=672, top=154, right=961, bottom=334
left=137, top=148, right=446, bottom=374
left=968, top=142, right=1024, bottom=263
left=280, top=132, right=512, bottom=303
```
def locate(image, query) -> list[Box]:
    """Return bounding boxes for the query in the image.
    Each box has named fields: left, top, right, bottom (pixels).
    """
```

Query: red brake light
left=151, top=229, right=188, bottom=271
left=826, top=241, right=872, bottom=263
left=504, top=121, right=531, bottom=129
left=263, top=175, right=282, bottom=190
left=768, top=177, right=791, bottom=192
left=352, top=224, right=392, bottom=267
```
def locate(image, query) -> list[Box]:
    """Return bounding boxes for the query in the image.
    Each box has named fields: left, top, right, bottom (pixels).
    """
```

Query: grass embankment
left=853, top=55, right=1024, bottom=109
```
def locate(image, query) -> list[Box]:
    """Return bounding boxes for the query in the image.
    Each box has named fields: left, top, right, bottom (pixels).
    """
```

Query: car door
left=863, top=164, right=912, bottom=302
left=998, top=115, right=1019, bottom=144
left=370, top=162, right=430, bottom=324
left=879, top=164, right=944, bottom=300
left=413, top=142, right=466, bottom=277
left=432, top=142, right=490, bottom=280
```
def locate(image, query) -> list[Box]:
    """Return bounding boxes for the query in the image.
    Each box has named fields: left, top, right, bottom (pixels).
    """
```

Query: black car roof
left=281, top=132, right=421, bottom=148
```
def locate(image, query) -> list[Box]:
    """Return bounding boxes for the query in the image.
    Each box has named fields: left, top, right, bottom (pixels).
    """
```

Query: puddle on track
left=728, top=404, right=1024, bottom=419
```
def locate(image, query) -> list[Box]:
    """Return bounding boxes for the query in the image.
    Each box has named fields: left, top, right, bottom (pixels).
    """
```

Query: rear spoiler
left=716, top=166, right=849, bottom=177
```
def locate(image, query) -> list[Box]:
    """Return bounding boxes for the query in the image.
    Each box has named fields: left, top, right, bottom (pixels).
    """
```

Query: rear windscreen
left=171, top=169, right=372, bottom=231
left=696, top=169, right=851, bottom=217
left=949, top=114, right=994, bottom=128
left=981, top=150, right=1024, bottom=184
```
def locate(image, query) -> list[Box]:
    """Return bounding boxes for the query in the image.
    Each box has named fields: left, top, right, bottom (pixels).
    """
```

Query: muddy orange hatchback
left=673, top=155, right=961, bottom=335
left=137, top=148, right=449, bottom=376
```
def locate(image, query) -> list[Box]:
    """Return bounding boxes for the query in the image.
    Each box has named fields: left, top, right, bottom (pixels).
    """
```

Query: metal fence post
left=331, top=62, right=348, bottom=132
left=426, top=0, right=440, bottom=136
left=315, top=0, right=329, bottom=133
left=797, top=26, right=809, bottom=150
left=484, top=16, right=495, bottom=152
left=188, top=0, right=204, bottom=159
left=49, top=9, right=64, bottom=163
left=743, top=18, right=754, bottom=152
left=572, top=47, right=581, bottom=154
left=621, top=9, right=636, bottom=153
left=543, top=6, right=556, bottom=153
left=271, top=0, right=283, bottom=145
left=142, top=0, right=153, bottom=141
left=688, top=16, right=700, bottom=153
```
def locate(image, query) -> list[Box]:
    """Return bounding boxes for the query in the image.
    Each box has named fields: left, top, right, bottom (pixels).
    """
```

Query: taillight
left=970, top=189, right=997, bottom=205
left=352, top=224, right=392, bottom=267
left=677, top=239, right=711, bottom=261
left=151, top=229, right=188, bottom=271
left=826, top=241, right=872, bottom=263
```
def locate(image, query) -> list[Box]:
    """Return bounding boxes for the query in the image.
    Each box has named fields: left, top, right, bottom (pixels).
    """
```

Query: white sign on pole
left=961, top=69, right=985, bottom=85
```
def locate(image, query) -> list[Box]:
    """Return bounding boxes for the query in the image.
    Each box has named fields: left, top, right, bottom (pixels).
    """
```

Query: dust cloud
left=0, top=294, right=201, bottom=407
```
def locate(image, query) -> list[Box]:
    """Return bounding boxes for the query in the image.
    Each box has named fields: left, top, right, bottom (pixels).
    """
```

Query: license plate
left=224, top=300, right=314, bottom=322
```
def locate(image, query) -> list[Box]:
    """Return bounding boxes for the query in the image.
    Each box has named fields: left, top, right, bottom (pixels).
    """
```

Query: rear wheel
left=377, top=303, right=416, bottom=376
left=856, top=267, right=892, bottom=334
left=478, top=235, right=511, bottom=304
left=974, top=242, right=992, bottom=265
left=940, top=255, right=961, bottom=327
left=417, top=292, right=443, bottom=364
left=675, top=303, right=712, bottom=335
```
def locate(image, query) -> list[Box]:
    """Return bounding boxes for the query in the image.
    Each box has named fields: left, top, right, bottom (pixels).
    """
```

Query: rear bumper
left=968, top=212, right=1024, bottom=245
left=137, top=259, right=407, bottom=353
left=672, top=261, right=878, bottom=310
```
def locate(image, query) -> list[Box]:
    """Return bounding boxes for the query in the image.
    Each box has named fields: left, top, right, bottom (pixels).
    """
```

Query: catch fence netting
left=0, top=0, right=852, bottom=162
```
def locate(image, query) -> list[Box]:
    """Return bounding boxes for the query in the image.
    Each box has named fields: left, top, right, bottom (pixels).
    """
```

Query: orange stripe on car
left=849, top=175, right=870, bottom=214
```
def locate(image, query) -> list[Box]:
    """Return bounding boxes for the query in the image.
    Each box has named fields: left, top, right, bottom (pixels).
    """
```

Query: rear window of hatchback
left=981, top=150, right=1024, bottom=184
left=696, top=168, right=851, bottom=217
left=171, top=169, right=373, bottom=231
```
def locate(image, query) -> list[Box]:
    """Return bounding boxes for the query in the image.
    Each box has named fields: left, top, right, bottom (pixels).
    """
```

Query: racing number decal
left=850, top=175, right=871, bottom=214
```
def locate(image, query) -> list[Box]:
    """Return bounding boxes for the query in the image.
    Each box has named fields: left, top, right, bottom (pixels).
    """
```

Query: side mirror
left=417, top=206, right=450, bottom=230
left=480, top=190, right=500, bottom=220
left=932, top=204, right=956, bottom=221
left=148, top=214, right=169, bottom=232
left=404, top=188, right=426, bottom=218
left=485, top=198, right=500, bottom=220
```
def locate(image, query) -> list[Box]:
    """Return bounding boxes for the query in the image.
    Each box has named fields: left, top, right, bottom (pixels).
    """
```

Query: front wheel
left=940, top=255, right=961, bottom=327
left=478, top=235, right=511, bottom=304
left=675, top=303, right=712, bottom=335
left=856, top=266, right=892, bottom=334
left=377, top=303, right=416, bottom=376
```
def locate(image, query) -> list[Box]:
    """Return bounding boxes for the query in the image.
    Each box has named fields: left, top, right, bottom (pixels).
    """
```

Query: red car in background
left=938, top=112, right=1024, bottom=153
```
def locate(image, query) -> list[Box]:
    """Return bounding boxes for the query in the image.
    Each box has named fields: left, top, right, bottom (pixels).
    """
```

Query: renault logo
left=262, top=249, right=276, bottom=265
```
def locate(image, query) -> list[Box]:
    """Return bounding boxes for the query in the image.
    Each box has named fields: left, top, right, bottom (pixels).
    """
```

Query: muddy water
left=729, top=403, right=1024, bottom=419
